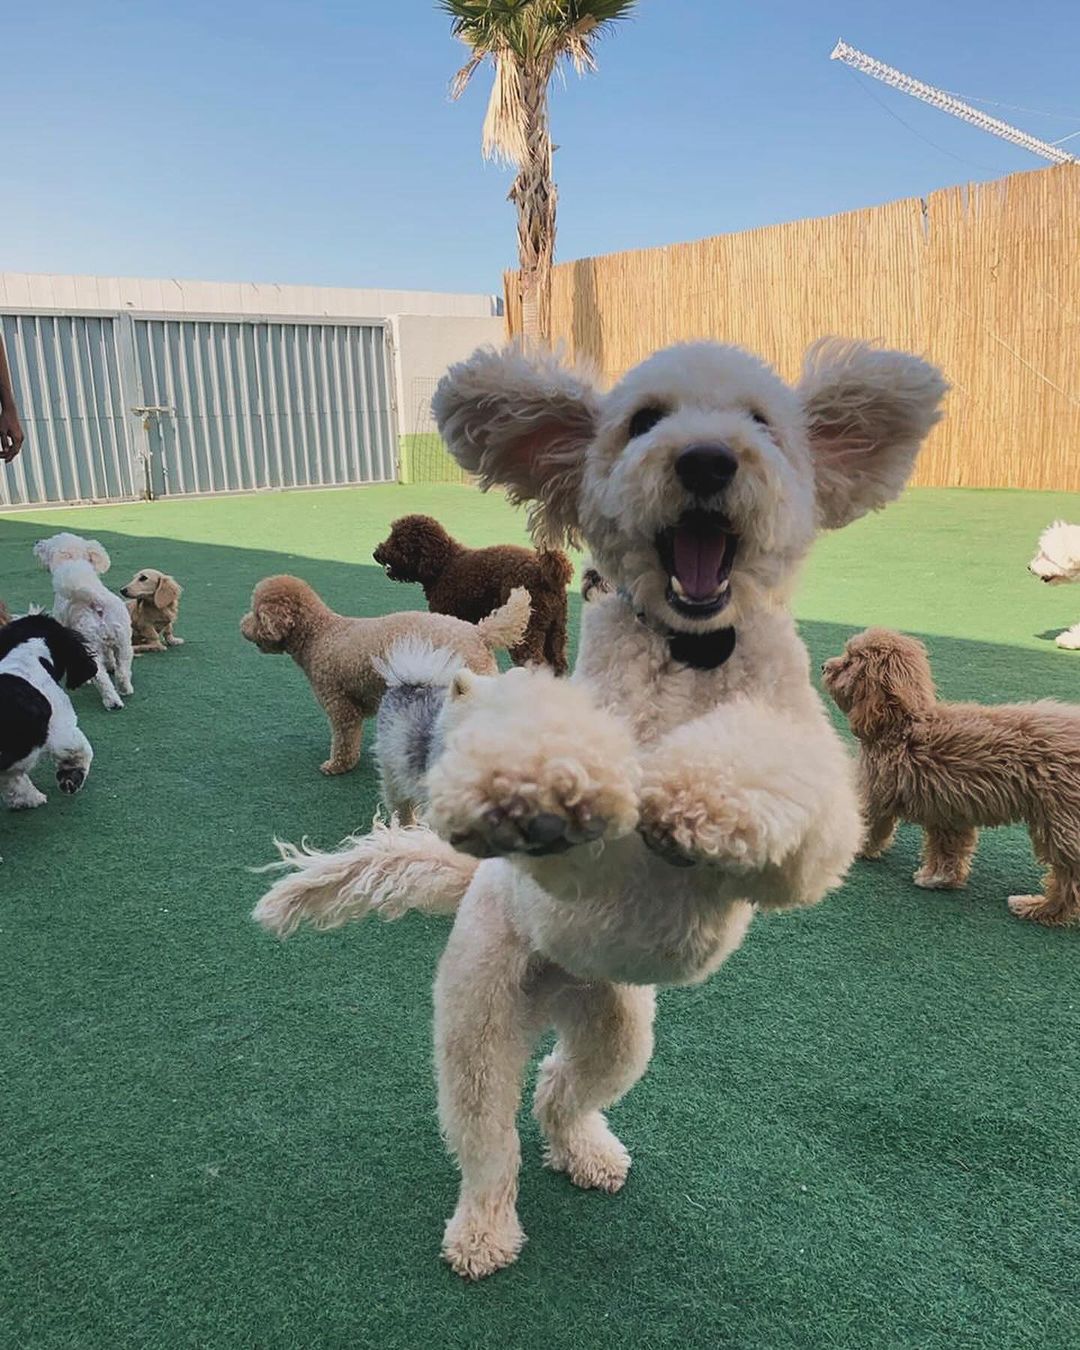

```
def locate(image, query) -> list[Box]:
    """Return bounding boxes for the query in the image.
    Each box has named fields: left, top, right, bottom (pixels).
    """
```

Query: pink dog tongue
left=673, top=525, right=727, bottom=601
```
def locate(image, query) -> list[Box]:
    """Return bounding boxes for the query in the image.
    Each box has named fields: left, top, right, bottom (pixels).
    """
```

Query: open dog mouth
left=656, top=510, right=739, bottom=620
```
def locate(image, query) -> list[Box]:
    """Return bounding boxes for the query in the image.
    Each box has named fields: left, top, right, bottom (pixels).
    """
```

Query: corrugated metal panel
left=0, top=313, right=138, bottom=507
left=0, top=311, right=398, bottom=506
left=133, top=319, right=397, bottom=495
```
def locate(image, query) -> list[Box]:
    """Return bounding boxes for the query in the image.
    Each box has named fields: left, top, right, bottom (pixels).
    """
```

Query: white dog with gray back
left=1029, top=520, right=1080, bottom=649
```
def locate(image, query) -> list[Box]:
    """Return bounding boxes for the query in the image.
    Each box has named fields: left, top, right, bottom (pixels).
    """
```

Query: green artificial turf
left=1, top=484, right=1078, bottom=1350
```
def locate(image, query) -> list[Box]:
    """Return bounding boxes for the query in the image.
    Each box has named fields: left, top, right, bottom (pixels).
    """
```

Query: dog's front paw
left=441, top=1205, right=525, bottom=1281
left=166, top=635, right=185, bottom=646
left=436, top=767, right=634, bottom=859
left=638, top=766, right=768, bottom=871
left=7, top=784, right=48, bottom=810
left=319, top=759, right=355, bottom=776
left=426, top=668, right=639, bottom=858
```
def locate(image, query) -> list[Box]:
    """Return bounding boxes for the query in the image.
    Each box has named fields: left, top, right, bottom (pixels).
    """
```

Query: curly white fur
left=1029, top=520, right=1080, bottom=650
left=255, top=335, right=947, bottom=1279
left=34, top=532, right=134, bottom=709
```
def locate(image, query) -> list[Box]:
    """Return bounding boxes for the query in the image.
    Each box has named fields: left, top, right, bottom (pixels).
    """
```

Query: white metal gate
left=0, top=311, right=398, bottom=508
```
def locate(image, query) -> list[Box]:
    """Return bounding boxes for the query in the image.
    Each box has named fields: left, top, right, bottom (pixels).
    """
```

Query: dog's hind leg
left=115, top=649, right=134, bottom=696
left=533, top=980, right=655, bottom=1193
left=435, top=875, right=538, bottom=1280
left=2, top=771, right=47, bottom=810
left=1009, top=870, right=1080, bottom=925
left=913, top=827, right=978, bottom=889
left=1009, top=829, right=1080, bottom=925
left=92, top=662, right=124, bottom=710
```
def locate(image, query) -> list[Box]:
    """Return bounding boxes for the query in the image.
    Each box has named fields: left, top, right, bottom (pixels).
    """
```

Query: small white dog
left=34, top=532, right=134, bottom=708
left=1028, top=520, right=1080, bottom=650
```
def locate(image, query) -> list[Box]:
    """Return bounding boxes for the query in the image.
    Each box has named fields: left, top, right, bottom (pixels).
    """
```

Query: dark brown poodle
left=373, top=514, right=573, bottom=674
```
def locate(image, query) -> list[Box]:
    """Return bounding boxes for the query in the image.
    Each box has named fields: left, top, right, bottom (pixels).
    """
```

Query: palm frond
left=481, top=56, right=529, bottom=165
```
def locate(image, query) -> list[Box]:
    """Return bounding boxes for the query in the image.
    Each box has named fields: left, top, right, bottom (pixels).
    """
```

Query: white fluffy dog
left=34, top=532, right=134, bottom=709
left=254, top=337, right=947, bottom=1279
left=1029, top=520, right=1080, bottom=649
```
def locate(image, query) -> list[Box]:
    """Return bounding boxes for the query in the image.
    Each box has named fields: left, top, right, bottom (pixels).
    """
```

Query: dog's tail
left=475, top=585, right=531, bottom=653
left=537, top=548, right=573, bottom=590
left=252, top=817, right=478, bottom=938
left=372, top=636, right=464, bottom=690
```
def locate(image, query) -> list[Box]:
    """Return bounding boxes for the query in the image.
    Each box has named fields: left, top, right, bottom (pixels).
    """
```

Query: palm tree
left=440, top=0, right=636, bottom=343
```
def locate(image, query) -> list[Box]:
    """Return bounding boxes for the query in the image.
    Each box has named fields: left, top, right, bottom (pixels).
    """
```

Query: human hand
left=0, top=407, right=24, bottom=462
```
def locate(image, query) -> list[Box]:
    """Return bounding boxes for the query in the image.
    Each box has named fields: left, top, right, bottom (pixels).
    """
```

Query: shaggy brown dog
left=120, top=569, right=184, bottom=653
left=372, top=514, right=573, bottom=674
left=0, top=599, right=11, bottom=627
left=240, top=574, right=530, bottom=775
left=823, top=627, right=1080, bottom=926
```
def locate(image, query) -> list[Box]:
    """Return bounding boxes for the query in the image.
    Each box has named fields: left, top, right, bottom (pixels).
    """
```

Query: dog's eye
left=627, top=406, right=666, bottom=440
left=138, top=574, right=147, bottom=581
left=748, top=409, right=770, bottom=428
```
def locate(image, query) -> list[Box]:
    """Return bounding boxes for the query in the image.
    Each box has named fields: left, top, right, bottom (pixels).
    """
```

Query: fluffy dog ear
left=799, top=340, right=948, bottom=530
left=252, top=595, right=294, bottom=644
left=85, top=540, right=111, bottom=574
left=432, top=345, right=599, bottom=548
left=154, top=574, right=181, bottom=609
left=33, top=539, right=52, bottom=568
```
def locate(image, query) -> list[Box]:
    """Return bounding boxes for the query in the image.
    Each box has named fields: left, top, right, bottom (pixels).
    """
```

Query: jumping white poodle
left=254, top=337, right=947, bottom=1279
left=1029, top=520, right=1080, bottom=649
left=34, top=532, right=134, bottom=708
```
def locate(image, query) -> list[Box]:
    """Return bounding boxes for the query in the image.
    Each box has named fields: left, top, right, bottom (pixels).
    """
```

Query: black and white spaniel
left=0, top=614, right=97, bottom=810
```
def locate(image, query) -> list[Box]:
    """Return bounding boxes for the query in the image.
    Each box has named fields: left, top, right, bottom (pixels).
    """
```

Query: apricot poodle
left=823, top=626, right=1080, bottom=926
left=240, top=574, right=530, bottom=775
left=120, top=569, right=184, bottom=654
left=373, top=514, right=572, bottom=673
left=255, top=336, right=946, bottom=1278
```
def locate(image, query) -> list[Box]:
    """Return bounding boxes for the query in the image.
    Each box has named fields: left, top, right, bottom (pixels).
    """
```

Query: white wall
left=0, top=271, right=501, bottom=320
left=389, top=312, right=506, bottom=440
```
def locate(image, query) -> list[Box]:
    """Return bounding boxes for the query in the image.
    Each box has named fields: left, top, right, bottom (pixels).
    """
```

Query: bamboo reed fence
left=505, top=165, right=1080, bottom=492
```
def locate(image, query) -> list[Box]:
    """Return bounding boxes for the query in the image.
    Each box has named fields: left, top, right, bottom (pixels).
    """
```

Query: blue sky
left=5, top=0, right=1078, bottom=295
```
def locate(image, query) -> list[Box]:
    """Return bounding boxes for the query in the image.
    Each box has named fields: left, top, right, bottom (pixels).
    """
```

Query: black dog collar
left=618, top=590, right=737, bottom=671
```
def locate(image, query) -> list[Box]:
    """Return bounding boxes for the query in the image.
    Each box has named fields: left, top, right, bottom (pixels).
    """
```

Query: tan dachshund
left=120, top=569, right=184, bottom=654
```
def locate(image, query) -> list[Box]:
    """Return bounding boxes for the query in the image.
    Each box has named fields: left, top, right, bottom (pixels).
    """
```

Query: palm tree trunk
left=510, top=68, right=556, bottom=345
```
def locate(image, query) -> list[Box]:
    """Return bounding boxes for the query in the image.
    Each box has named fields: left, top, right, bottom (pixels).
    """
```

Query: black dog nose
left=675, top=443, right=738, bottom=497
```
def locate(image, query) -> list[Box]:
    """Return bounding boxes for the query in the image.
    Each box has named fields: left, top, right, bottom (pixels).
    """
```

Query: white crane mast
left=830, top=39, right=1077, bottom=166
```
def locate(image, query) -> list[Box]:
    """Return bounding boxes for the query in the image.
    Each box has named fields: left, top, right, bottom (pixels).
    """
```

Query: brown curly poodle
left=240, top=574, right=530, bottom=776
left=119, top=568, right=184, bottom=653
left=373, top=514, right=573, bottom=674
left=823, top=627, right=1080, bottom=926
